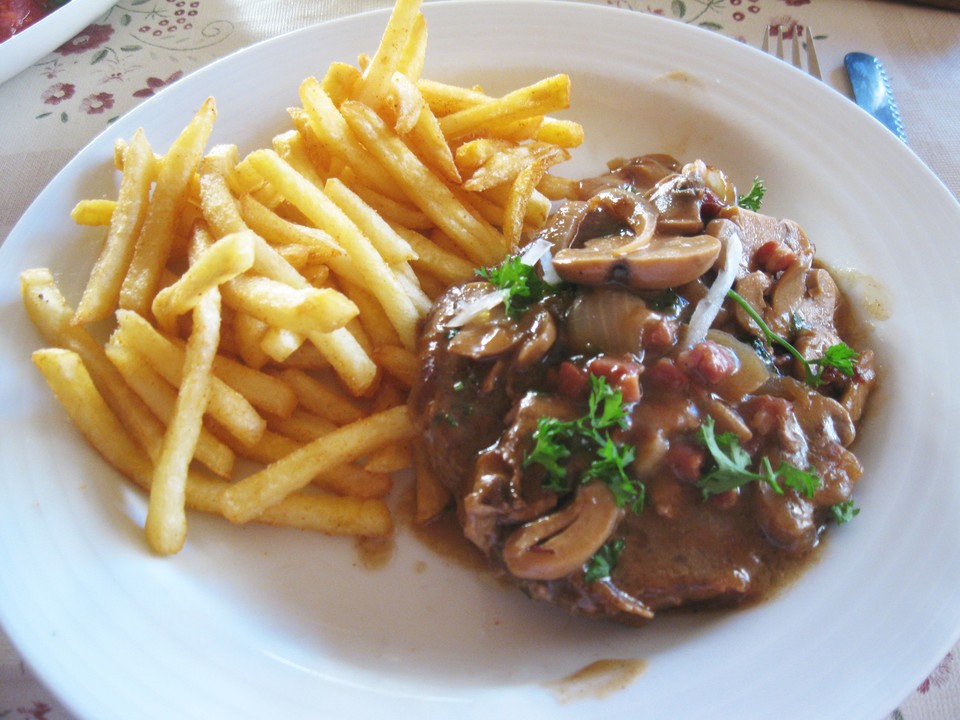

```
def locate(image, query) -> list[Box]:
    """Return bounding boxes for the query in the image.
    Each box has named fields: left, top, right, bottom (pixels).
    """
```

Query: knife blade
left=844, top=52, right=908, bottom=144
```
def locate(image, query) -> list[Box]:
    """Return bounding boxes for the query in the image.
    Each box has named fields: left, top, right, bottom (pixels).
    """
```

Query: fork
left=762, top=26, right=821, bottom=80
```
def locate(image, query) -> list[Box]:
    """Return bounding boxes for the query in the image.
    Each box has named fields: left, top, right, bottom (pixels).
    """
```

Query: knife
left=843, top=52, right=908, bottom=144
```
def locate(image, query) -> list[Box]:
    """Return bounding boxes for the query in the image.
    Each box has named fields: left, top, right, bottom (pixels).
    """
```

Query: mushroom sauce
left=408, top=154, right=876, bottom=623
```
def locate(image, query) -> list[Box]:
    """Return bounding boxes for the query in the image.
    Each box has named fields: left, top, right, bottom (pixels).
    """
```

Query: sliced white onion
left=681, top=220, right=743, bottom=349
left=538, top=248, right=563, bottom=287
left=519, top=237, right=564, bottom=286
left=519, top=237, right=552, bottom=266
left=444, top=288, right=508, bottom=328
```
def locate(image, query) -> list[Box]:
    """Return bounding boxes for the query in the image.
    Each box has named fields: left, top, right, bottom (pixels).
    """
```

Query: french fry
left=413, top=440, right=451, bottom=524
left=394, top=226, right=475, bottom=285
left=145, top=285, right=221, bottom=555
left=119, top=98, right=217, bottom=316
left=323, top=177, right=416, bottom=264
left=238, top=194, right=344, bottom=259
left=437, top=74, right=571, bottom=141
left=339, top=100, right=506, bottom=266
left=22, top=269, right=169, bottom=460
left=372, top=344, right=419, bottom=389
left=503, top=159, right=548, bottom=249
left=298, top=78, right=406, bottom=202
left=219, top=404, right=415, bottom=524
left=245, top=148, right=422, bottom=350
left=22, top=0, right=589, bottom=554
left=112, top=309, right=267, bottom=447
left=364, top=441, right=412, bottom=474
left=313, top=464, right=393, bottom=500
left=221, top=274, right=359, bottom=336
left=70, top=199, right=116, bottom=226
left=389, top=72, right=461, bottom=184
left=151, top=229, right=256, bottom=333
left=32, top=348, right=153, bottom=484
left=354, top=0, right=423, bottom=112
left=278, top=368, right=366, bottom=425
left=74, top=129, right=156, bottom=325
left=106, top=342, right=235, bottom=478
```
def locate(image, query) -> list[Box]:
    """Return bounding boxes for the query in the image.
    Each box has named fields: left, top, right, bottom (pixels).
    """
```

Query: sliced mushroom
left=554, top=233, right=722, bottom=290
left=502, top=483, right=624, bottom=581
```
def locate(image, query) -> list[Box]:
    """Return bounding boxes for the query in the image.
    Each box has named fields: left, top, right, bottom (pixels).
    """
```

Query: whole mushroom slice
left=501, top=482, right=624, bottom=581
left=553, top=232, right=722, bottom=290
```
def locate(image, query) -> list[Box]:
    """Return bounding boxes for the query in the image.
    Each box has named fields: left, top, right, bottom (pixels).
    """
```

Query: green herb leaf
left=725, top=289, right=859, bottom=388
left=831, top=499, right=861, bottom=524
left=737, top=177, right=766, bottom=211
left=584, top=538, right=625, bottom=583
left=697, top=416, right=821, bottom=499
left=476, top=254, right=552, bottom=318
left=525, top=416, right=575, bottom=491
left=524, top=375, right=644, bottom=512
left=815, top=342, right=860, bottom=378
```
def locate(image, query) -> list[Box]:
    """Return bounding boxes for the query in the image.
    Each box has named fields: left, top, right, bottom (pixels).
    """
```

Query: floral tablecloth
left=1, top=1, right=959, bottom=718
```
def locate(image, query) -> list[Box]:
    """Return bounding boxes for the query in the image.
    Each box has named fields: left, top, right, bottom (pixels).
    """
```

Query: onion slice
left=681, top=220, right=743, bottom=349
left=445, top=288, right=508, bottom=328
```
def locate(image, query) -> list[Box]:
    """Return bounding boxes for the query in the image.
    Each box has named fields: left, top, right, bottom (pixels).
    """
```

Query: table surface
left=1, top=1, right=958, bottom=718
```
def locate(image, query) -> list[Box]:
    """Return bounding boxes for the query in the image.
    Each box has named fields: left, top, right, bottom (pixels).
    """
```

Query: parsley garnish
left=524, top=375, right=645, bottom=513
left=831, top=499, right=860, bottom=524
left=475, top=253, right=553, bottom=318
left=584, top=538, right=625, bottom=583
left=696, top=416, right=821, bottom=499
left=726, top=289, right=859, bottom=387
left=737, top=177, right=766, bottom=211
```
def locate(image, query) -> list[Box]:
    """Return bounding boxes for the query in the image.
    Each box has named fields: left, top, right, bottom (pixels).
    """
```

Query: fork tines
left=763, top=26, right=821, bottom=80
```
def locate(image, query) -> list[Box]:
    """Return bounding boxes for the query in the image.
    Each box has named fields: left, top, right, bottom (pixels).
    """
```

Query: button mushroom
left=553, top=232, right=722, bottom=290
left=501, top=482, right=624, bottom=581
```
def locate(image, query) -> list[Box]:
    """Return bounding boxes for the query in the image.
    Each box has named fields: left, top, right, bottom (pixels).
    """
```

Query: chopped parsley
left=524, top=375, right=645, bottom=514
left=737, top=177, right=766, bottom=211
left=696, top=416, right=821, bottom=499
left=726, top=289, right=859, bottom=387
left=584, top=538, right=625, bottom=584
left=831, top=499, right=861, bottom=524
left=475, top=253, right=555, bottom=318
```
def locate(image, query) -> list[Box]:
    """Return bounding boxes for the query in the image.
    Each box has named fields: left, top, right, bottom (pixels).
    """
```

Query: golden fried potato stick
left=245, top=148, right=422, bottom=350
left=339, top=100, right=506, bottom=266
left=412, top=440, right=451, bottom=524
left=119, top=98, right=216, bottom=316
left=113, top=309, right=267, bottom=447
left=70, top=199, right=116, bottom=227
left=22, top=269, right=169, bottom=459
left=388, top=71, right=461, bottom=184
left=277, top=368, right=366, bottom=426
left=393, top=226, right=475, bottom=286
left=218, top=404, right=415, bottom=524
left=298, top=78, right=407, bottom=202
left=503, top=159, right=548, bottom=250
left=106, top=342, right=235, bottom=478
left=33, top=348, right=391, bottom=538
left=354, top=0, right=423, bottom=112
left=32, top=348, right=153, bottom=484
left=437, top=74, right=571, bottom=141
left=151, top=229, right=256, bottom=334
left=73, top=129, right=156, bottom=325
left=237, top=194, right=344, bottom=260
left=372, top=344, right=418, bottom=389
left=220, top=274, right=359, bottom=336
left=146, top=285, right=221, bottom=555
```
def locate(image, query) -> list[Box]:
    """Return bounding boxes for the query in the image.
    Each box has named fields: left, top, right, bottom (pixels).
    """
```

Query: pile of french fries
left=20, top=0, right=583, bottom=555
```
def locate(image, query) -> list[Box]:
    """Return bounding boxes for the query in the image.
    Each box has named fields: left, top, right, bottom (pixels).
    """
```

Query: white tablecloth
left=1, top=1, right=958, bottom=718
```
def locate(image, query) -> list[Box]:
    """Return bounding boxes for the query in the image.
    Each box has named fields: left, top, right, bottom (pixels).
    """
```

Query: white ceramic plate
left=2, top=2, right=960, bottom=718
left=0, top=0, right=116, bottom=86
